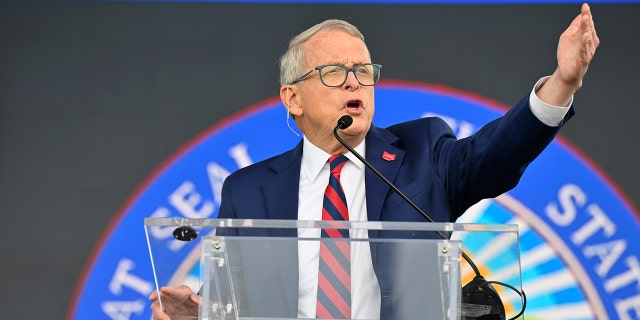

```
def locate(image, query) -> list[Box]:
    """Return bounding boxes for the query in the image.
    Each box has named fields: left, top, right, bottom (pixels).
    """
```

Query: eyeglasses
left=290, top=63, right=382, bottom=87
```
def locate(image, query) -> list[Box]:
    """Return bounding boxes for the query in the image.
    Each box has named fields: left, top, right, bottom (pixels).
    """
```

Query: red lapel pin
left=382, top=151, right=396, bottom=161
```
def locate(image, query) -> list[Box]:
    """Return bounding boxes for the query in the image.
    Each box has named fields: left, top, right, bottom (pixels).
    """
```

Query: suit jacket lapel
left=365, top=126, right=405, bottom=222
left=260, top=141, right=302, bottom=316
left=262, top=141, right=303, bottom=222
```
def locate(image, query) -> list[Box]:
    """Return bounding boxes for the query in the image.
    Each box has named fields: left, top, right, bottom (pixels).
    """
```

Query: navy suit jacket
left=216, top=94, right=573, bottom=317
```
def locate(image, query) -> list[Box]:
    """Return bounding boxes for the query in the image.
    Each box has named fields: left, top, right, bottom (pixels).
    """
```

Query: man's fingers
left=159, top=285, right=195, bottom=301
left=150, top=300, right=170, bottom=320
left=581, top=2, right=589, bottom=14
left=189, top=291, right=202, bottom=305
left=583, top=4, right=600, bottom=48
left=149, top=288, right=160, bottom=301
left=580, top=4, right=598, bottom=42
left=579, top=3, right=599, bottom=63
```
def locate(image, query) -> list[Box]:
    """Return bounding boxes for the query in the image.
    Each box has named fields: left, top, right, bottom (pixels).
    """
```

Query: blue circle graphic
left=68, top=80, right=640, bottom=320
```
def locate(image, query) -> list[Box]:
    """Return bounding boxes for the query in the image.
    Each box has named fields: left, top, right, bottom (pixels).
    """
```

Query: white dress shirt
left=295, top=78, right=571, bottom=319
left=297, top=138, right=380, bottom=319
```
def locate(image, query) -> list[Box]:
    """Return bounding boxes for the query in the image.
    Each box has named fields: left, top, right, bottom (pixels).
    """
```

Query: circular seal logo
left=68, top=80, right=640, bottom=320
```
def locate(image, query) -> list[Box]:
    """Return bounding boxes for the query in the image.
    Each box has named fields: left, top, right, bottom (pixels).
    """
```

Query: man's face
left=291, top=29, right=375, bottom=152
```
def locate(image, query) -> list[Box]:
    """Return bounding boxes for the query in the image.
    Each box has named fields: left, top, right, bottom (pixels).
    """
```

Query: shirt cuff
left=529, top=76, right=573, bottom=127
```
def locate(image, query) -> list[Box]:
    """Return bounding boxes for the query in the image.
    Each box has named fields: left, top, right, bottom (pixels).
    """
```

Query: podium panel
left=144, top=218, right=523, bottom=320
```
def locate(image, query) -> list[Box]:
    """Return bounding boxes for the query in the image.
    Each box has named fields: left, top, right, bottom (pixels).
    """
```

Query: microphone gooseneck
left=333, top=115, right=480, bottom=274
left=333, top=115, right=526, bottom=320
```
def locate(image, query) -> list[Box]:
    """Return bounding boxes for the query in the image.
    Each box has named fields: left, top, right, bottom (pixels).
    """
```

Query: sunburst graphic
left=164, top=195, right=599, bottom=320
left=456, top=197, right=600, bottom=320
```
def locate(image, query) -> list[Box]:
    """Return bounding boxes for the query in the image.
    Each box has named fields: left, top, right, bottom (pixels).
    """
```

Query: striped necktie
left=317, top=154, right=351, bottom=319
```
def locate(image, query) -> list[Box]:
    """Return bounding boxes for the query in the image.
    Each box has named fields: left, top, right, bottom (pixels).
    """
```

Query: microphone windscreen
left=337, top=115, right=353, bottom=129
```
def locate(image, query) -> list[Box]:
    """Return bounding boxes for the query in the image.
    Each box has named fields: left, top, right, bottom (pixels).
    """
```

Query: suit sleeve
left=434, top=94, right=574, bottom=216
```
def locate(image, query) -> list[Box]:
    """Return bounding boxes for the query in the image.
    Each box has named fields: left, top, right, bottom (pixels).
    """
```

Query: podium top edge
left=143, top=217, right=518, bottom=232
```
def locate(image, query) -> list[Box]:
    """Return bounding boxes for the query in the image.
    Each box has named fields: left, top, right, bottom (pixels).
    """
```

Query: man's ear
left=280, top=85, right=303, bottom=117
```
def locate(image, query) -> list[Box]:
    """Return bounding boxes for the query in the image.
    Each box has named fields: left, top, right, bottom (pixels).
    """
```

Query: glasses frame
left=290, top=63, right=382, bottom=87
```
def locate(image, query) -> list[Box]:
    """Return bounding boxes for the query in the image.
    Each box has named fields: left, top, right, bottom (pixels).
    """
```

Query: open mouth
left=345, top=99, right=363, bottom=111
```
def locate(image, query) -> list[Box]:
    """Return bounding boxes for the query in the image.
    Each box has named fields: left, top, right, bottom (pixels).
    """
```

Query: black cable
left=334, top=115, right=527, bottom=319
left=333, top=120, right=482, bottom=277
left=484, top=280, right=527, bottom=320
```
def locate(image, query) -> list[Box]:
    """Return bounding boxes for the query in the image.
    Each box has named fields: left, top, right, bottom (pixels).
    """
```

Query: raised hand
left=538, top=3, right=600, bottom=107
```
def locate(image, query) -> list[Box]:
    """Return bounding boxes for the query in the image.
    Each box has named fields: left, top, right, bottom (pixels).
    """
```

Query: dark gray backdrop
left=1, top=2, right=638, bottom=319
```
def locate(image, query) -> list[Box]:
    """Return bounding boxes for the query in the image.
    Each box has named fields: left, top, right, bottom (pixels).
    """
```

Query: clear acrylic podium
left=144, top=218, right=523, bottom=320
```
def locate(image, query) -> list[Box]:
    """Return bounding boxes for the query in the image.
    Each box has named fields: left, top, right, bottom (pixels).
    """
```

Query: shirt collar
left=301, top=135, right=366, bottom=183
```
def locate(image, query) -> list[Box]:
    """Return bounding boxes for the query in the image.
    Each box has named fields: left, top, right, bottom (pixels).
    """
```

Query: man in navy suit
left=151, top=3, right=599, bottom=319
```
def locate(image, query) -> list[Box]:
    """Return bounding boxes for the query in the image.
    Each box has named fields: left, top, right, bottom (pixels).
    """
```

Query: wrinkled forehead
left=303, top=29, right=372, bottom=67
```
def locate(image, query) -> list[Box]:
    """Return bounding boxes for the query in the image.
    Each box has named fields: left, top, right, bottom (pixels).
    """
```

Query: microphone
left=173, top=226, right=198, bottom=241
left=337, top=115, right=353, bottom=130
left=334, top=115, right=525, bottom=320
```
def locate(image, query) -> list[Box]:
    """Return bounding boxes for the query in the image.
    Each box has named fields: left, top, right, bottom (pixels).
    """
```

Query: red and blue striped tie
left=317, top=154, right=351, bottom=319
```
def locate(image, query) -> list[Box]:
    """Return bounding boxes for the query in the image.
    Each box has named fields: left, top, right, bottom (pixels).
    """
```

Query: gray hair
left=279, top=19, right=366, bottom=86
